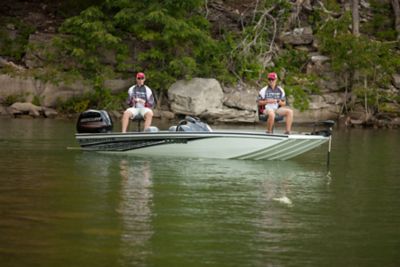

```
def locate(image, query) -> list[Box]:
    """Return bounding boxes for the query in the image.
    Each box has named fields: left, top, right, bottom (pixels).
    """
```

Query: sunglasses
left=137, top=77, right=144, bottom=80
left=268, top=78, right=276, bottom=81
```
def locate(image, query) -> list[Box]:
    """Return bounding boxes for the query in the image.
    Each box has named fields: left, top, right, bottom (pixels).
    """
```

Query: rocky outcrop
left=168, top=78, right=256, bottom=123
left=0, top=74, right=91, bottom=106
left=167, top=78, right=339, bottom=123
left=7, top=102, right=57, bottom=118
left=0, top=74, right=135, bottom=107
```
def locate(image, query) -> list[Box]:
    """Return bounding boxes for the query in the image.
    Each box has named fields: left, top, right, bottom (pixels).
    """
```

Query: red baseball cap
left=267, top=72, right=278, bottom=80
left=136, top=72, right=145, bottom=79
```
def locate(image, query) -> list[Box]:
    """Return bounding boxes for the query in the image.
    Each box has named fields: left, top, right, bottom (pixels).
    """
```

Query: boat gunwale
left=75, top=130, right=328, bottom=140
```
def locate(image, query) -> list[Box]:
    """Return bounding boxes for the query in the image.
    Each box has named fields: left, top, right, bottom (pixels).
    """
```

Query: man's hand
left=277, top=99, right=286, bottom=106
left=135, top=98, right=145, bottom=104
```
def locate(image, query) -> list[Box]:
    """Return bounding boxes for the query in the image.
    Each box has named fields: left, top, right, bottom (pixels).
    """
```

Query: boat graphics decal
left=78, top=136, right=207, bottom=151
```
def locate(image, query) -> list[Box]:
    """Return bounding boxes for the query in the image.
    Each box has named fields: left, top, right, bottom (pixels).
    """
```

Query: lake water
left=0, top=118, right=399, bottom=267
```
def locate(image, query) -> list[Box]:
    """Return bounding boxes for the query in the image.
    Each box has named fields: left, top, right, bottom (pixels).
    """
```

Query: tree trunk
left=352, top=0, right=360, bottom=37
left=392, top=0, right=400, bottom=40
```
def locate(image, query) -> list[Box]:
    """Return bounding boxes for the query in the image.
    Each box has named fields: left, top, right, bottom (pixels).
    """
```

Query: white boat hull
left=75, top=131, right=330, bottom=160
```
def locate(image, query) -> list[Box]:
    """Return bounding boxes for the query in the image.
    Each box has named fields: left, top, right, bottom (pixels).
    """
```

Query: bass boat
left=74, top=109, right=334, bottom=161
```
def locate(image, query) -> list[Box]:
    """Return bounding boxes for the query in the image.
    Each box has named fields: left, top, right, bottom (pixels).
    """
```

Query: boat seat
left=131, top=114, right=144, bottom=132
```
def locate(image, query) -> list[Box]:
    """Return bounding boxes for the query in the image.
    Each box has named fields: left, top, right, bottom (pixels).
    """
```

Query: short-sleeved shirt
left=258, top=86, right=285, bottom=110
left=127, top=85, right=155, bottom=108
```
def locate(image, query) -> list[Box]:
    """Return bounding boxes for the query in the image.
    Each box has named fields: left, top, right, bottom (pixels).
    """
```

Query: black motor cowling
left=310, top=120, right=335, bottom=137
left=76, top=109, right=113, bottom=133
left=175, top=116, right=212, bottom=132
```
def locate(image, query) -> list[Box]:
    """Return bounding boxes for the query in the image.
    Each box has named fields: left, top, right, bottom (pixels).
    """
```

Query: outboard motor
left=175, top=116, right=212, bottom=132
left=76, top=109, right=113, bottom=133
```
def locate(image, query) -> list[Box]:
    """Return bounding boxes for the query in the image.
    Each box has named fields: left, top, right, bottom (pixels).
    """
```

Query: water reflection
left=143, top=158, right=330, bottom=267
left=117, top=158, right=153, bottom=266
left=73, top=153, right=330, bottom=266
left=75, top=152, right=155, bottom=266
left=2, top=119, right=400, bottom=266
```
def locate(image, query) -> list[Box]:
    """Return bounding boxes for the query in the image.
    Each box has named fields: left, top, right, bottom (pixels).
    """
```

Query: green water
left=0, top=118, right=399, bottom=267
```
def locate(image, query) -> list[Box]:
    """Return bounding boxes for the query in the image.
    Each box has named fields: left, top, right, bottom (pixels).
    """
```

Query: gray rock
left=223, top=86, right=258, bottom=112
left=279, top=27, right=314, bottom=45
left=43, top=107, right=58, bottom=118
left=168, top=78, right=224, bottom=115
left=10, top=102, right=42, bottom=117
left=200, top=107, right=256, bottom=123
left=159, top=110, right=175, bottom=120
left=393, top=74, right=400, bottom=89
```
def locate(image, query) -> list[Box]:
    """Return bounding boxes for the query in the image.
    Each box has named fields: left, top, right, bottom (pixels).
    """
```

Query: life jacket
left=127, top=85, right=156, bottom=108
left=257, top=86, right=287, bottom=121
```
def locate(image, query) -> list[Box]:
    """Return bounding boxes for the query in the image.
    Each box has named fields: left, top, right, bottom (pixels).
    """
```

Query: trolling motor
left=170, top=116, right=212, bottom=132
left=310, top=120, right=335, bottom=169
left=76, top=109, right=113, bottom=133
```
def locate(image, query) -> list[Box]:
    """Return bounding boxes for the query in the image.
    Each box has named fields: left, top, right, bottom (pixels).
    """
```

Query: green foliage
left=32, top=95, right=44, bottom=106
left=1, top=93, right=28, bottom=106
left=273, top=49, right=319, bottom=111
left=56, top=86, right=125, bottom=113
left=51, top=0, right=317, bottom=111
left=282, top=74, right=319, bottom=111
left=110, top=0, right=231, bottom=88
left=361, top=0, right=397, bottom=41
left=316, top=12, right=400, bottom=113
left=0, top=17, right=35, bottom=61
left=56, top=6, right=129, bottom=85
left=51, top=0, right=234, bottom=93
left=226, top=0, right=291, bottom=82
left=284, top=84, right=310, bottom=111
left=16, top=0, right=397, bottom=116
left=275, top=49, right=309, bottom=73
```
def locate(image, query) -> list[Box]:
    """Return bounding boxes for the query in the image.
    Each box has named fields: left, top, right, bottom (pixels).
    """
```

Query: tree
left=392, top=0, right=400, bottom=40
left=352, top=0, right=360, bottom=36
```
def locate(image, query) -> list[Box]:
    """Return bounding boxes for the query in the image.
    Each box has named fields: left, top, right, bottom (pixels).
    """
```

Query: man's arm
left=145, top=86, right=155, bottom=108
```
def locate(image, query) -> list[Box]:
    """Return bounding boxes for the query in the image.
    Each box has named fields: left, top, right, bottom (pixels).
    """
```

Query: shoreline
left=1, top=112, right=399, bottom=130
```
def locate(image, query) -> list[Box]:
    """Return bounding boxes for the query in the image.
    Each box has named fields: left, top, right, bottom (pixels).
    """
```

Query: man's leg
left=266, top=109, right=275, bottom=133
left=121, top=109, right=133, bottom=133
left=277, top=107, right=293, bottom=133
left=143, top=110, right=154, bottom=130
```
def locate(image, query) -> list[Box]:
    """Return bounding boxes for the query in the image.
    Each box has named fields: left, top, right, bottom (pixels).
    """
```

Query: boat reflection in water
left=74, top=152, right=330, bottom=265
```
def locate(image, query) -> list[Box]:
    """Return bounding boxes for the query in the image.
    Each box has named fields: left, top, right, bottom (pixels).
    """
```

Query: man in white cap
left=121, top=72, right=155, bottom=132
left=257, top=72, right=293, bottom=134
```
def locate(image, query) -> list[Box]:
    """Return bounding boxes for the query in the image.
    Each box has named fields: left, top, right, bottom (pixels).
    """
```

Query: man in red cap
left=121, top=72, right=156, bottom=132
left=257, top=72, right=293, bottom=134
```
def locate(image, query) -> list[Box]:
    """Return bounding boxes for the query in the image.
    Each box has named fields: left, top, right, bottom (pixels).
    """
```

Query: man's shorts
left=264, top=106, right=277, bottom=113
left=126, top=107, right=152, bottom=119
left=264, top=106, right=289, bottom=116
